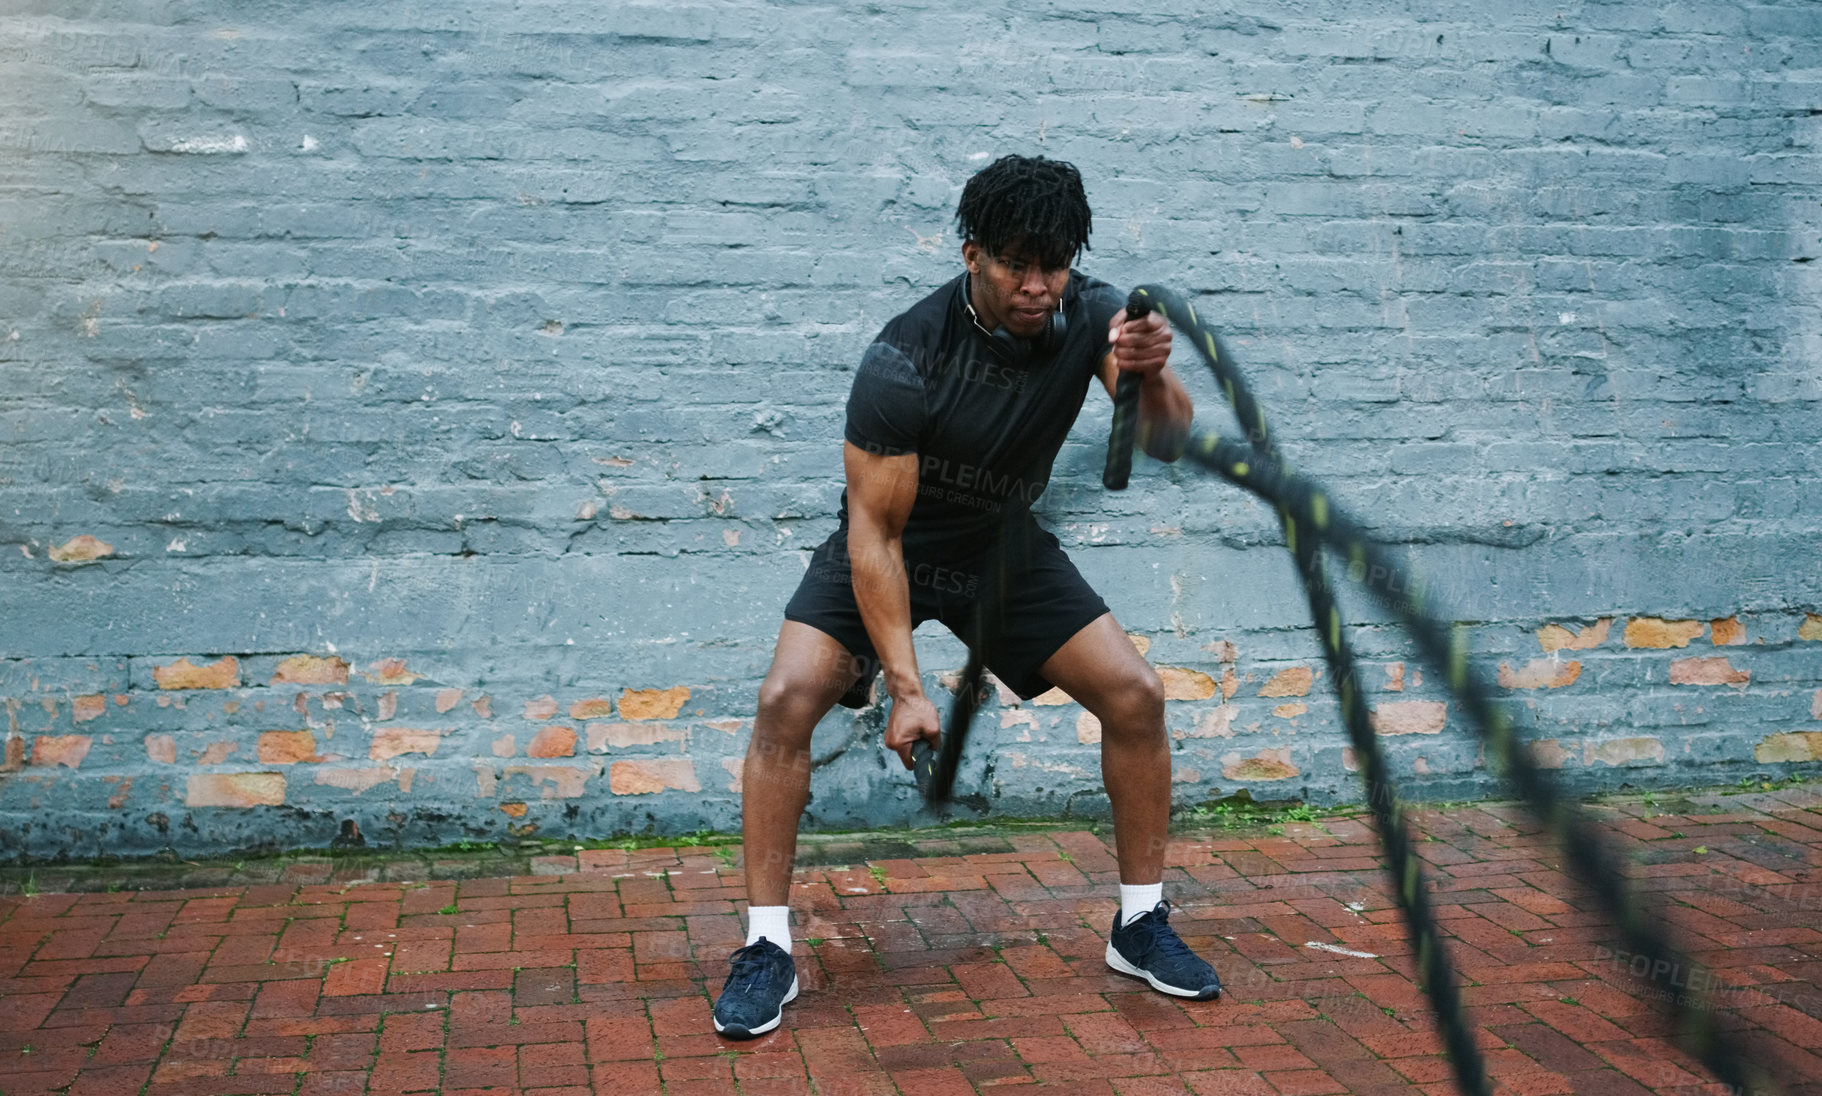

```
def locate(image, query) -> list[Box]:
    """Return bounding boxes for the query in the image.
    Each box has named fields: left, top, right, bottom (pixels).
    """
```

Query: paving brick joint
left=2, top=2, right=1820, bottom=857
left=2, top=787, right=1820, bottom=1094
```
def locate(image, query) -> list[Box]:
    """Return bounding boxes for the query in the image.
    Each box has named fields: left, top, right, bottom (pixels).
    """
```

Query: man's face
left=962, top=240, right=1071, bottom=338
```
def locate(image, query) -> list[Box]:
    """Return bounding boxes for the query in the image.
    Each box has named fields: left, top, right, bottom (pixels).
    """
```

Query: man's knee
left=1098, top=665, right=1166, bottom=738
left=757, top=672, right=831, bottom=724
left=754, top=657, right=853, bottom=749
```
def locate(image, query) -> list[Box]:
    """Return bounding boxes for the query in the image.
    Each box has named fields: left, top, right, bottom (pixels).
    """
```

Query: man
left=713, top=155, right=1219, bottom=1039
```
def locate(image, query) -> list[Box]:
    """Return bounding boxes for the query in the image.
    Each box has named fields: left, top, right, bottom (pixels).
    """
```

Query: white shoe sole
left=713, top=975, right=799, bottom=1037
left=1106, top=942, right=1220, bottom=999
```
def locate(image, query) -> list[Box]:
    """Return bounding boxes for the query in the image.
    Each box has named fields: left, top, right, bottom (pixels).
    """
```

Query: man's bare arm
left=1099, top=308, right=1192, bottom=460
left=843, top=441, right=940, bottom=766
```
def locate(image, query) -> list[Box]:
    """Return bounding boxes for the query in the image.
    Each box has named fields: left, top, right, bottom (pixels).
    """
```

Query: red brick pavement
left=3, top=786, right=1820, bottom=1095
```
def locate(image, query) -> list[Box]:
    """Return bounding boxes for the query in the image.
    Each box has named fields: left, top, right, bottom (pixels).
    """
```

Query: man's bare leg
left=741, top=620, right=863, bottom=906
left=1039, top=611, right=1220, bottom=998
left=1038, top=611, right=1170, bottom=884
left=715, top=621, right=862, bottom=1039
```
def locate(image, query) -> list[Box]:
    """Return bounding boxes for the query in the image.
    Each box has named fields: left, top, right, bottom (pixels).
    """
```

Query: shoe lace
left=1139, top=902, right=1199, bottom=964
left=724, top=940, right=780, bottom=994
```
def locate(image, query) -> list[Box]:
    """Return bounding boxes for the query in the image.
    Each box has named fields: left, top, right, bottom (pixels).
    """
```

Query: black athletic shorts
left=783, top=520, right=1110, bottom=708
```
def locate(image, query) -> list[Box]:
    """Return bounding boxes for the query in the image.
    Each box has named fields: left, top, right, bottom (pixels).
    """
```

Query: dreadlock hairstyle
left=954, top=155, right=1093, bottom=271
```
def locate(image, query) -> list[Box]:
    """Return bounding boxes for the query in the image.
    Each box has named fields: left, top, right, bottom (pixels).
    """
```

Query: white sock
left=745, top=905, right=792, bottom=951
left=1120, top=883, right=1164, bottom=927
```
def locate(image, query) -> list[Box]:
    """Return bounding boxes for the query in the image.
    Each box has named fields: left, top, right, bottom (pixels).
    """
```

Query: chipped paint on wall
left=1498, top=659, right=1582, bottom=690
left=1624, top=618, right=1704, bottom=650
left=154, top=656, right=240, bottom=690
left=272, top=656, right=350, bottom=685
left=1258, top=667, right=1314, bottom=698
left=1537, top=619, right=1612, bottom=652
left=618, top=687, right=690, bottom=721
left=608, top=759, right=698, bottom=795
left=1668, top=657, right=1750, bottom=687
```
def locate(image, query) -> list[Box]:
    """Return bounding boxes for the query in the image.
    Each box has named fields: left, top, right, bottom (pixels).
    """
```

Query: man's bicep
left=844, top=442, right=919, bottom=540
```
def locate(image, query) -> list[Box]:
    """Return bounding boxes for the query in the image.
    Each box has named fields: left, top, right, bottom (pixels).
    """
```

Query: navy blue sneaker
left=712, top=937, right=798, bottom=1038
left=1106, top=900, right=1222, bottom=1000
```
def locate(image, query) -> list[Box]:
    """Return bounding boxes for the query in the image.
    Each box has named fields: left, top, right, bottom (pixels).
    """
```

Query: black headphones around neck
left=963, top=273, right=1067, bottom=364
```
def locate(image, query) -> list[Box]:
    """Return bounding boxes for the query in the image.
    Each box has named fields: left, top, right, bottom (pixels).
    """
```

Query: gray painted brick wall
left=2, top=1, right=1819, bottom=860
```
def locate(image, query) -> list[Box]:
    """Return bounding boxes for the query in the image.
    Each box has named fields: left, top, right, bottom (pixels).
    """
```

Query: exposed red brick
left=1159, top=666, right=1217, bottom=700
left=1754, top=732, right=1822, bottom=764
left=1623, top=617, right=1703, bottom=649
left=154, top=656, right=240, bottom=690
left=609, top=759, right=700, bottom=794
left=523, top=694, right=559, bottom=720
left=1222, top=747, right=1298, bottom=781
left=365, top=658, right=421, bottom=684
left=257, top=730, right=320, bottom=764
left=1668, top=656, right=1749, bottom=686
left=1370, top=700, right=1446, bottom=735
left=1586, top=737, right=1665, bottom=766
left=186, top=772, right=285, bottom=807
left=1260, top=666, right=1314, bottom=698
left=1709, top=617, right=1746, bottom=645
left=72, top=694, right=107, bottom=723
left=49, top=534, right=114, bottom=562
left=569, top=697, right=614, bottom=719
left=271, top=655, right=350, bottom=685
left=370, top=727, right=443, bottom=760
left=31, top=734, right=91, bottom=768
left=618, top=686, right=690, bottom=721
left=527, top=725, right=577, bottom=758
left=1536, top=618, right=1611, bottom=652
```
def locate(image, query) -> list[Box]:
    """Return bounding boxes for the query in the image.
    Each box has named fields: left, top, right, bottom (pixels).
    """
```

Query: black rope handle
left=1102, top=289, right=1151, bottom=490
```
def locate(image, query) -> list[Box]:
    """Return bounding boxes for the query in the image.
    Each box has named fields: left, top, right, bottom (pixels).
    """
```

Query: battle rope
left=1130, top=286, right=1486, bottom=1096
left=1139, top=283, right=1788, bottom=1096
left=913, top=284, right=1789, bottom=1096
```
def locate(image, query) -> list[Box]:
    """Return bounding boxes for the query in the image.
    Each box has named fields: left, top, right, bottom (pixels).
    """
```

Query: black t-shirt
left=840, top=271, right=1127, bottom=561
